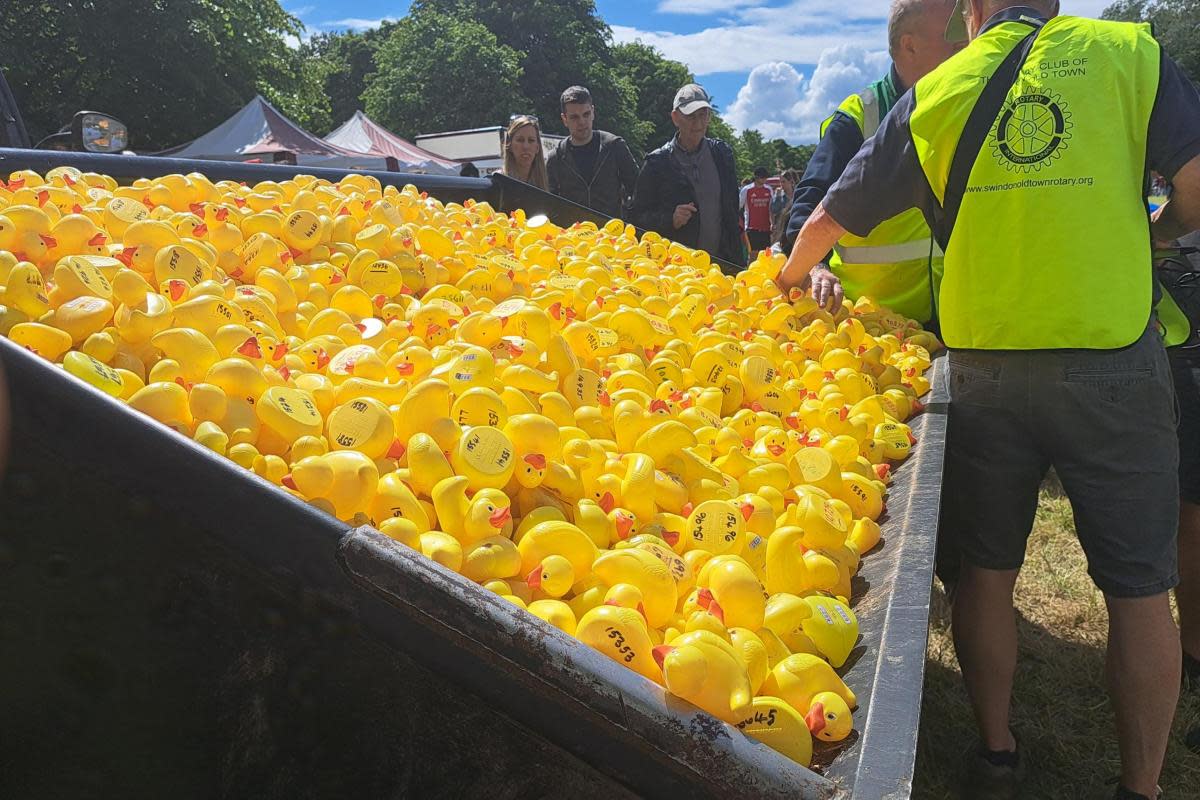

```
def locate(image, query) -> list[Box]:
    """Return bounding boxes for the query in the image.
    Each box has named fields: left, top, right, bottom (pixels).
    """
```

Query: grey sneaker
left=962, top=742, right=1025, bottom=800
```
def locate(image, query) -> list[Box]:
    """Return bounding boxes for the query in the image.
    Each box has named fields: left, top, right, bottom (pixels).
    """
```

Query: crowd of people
left=497, top=1, right=1200, bottom=799
left=500, top=82, right=778, bottom=269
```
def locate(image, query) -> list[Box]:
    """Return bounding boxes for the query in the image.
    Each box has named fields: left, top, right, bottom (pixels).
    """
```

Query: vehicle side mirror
left=72, top=111, right=128, bottom=153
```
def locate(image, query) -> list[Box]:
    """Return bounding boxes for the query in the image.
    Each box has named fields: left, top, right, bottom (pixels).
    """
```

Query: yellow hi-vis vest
left=909, top=15, right=1160, bottom=349
left=822, top=89, right=943, bottom=323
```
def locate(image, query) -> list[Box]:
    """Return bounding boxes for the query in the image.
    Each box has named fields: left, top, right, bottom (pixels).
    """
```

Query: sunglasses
left=509, top=114, right=540, bottom=125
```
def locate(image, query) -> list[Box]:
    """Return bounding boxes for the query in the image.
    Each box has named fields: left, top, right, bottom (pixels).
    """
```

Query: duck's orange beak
left=237, top=336, right=262, bottom=359
left=523, top=453, right=547, bottom=470
left=271, top=342, right=289, bottom=361
left=649, top=399, right=669, bottom=414
left=39, top=233, right=57, bottom=249
left=661, top=529, right=680, bottom=547
left=874, top=464, right=891, bottom=480
left=281, top=474, right=297, bottom=491
left=166, top=279, right=187, bottom=302
left=489, top=506, right=512, bottom=527
left=805, top=702, right=827, bottom=735
left=526, top=565, right=543, bottom=589
left=88, top=232, right=107, bottom=247
left=739, top=502, right=755, bottom=522
left=395, top=362, right=415, bottom=376
left=615, top=512, right=635, bottom=540
left=652, top=645, right=675, bottom=669
left=387, top=439, right=407, bottom=460
left=785, top=414, right=800, bottom=430
left=680, top=502, right=694, bottom=518
left=768, top=444, right=785, bottom=457
left=598, top=492, right=615, bottom=514
left=315, top=348, right=330, bottom=370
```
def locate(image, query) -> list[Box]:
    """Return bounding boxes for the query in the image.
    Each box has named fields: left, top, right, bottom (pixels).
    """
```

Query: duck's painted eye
left=486, top=505, right=495, bottom=512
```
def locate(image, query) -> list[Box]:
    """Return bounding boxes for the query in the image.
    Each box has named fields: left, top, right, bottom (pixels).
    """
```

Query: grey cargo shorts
left=940, top=325, right=1180, bottom=598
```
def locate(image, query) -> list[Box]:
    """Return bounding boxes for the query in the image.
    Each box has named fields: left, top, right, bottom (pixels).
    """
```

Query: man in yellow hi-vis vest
left=778, top=2, right=1200, bottom=798
left=781, top=0, right=962, bottom=321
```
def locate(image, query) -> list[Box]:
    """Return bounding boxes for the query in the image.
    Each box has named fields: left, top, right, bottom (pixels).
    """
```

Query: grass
left=912, top=487, right=1200, bottom=799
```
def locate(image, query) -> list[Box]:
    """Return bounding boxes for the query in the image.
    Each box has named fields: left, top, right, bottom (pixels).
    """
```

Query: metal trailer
left=0, top=148, right=947, bottom=800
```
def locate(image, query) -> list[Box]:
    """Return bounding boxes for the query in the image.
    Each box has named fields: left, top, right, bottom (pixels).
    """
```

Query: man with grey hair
left=781, top=0, right=961, bottom=322
left=779, top=1, right=1200, bottom=797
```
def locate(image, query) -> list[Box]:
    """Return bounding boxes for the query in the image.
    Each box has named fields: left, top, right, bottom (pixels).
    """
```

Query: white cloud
left=318, top=17, right=398, bottom=31
left=725, top=47, right=890, bottom=143
left=611, top=24, right=854, bottom=75
left=616, top=0, right=1116, bottom=77
left=287, top=4, right=315, bottom=16
left=623, top=0, right=1119, bottom=143
left=657, top=0, right=767, bottom=13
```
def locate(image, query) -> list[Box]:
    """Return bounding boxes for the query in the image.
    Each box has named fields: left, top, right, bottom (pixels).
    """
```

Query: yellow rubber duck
left=283, top=450, right=379, bottom=520
left=799, top=595, right=860, bottom=668
left=764, top=526, right=811, bottom=596
left=695, top=555, right=766, bottom=631
left=502, top=413, right=560, bottom=489
left=575, top=603, right=661, bottom=684
left=431, top=475, right=512, bottom=546
left=591, top=547, right=675, bottom=629
left=762, top=653, right=857, bottom=743
left=653, top=629, right=753, bottom=724
left=461, top=536, right=522, bottom=583
left=733, top=696, right=813, bottom=768
left=518, top=520, right=597, bottom=598
left=405, top=432, right=454, bottom=497
left=527, top=599, right=578, bottom=636
left=368, top=471, right=430, bottom=531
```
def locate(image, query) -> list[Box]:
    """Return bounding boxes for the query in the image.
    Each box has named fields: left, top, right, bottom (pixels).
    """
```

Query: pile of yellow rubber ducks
left=0, top=166, right=939, bottom=769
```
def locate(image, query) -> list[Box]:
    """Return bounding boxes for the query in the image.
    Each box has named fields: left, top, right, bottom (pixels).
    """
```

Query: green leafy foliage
left=0, top=0, right=328, bottom=151
left=611, top=41, right=694, bottom=156
left=0, top=0, right=826, bottom=170
left=362, top=12, right=528, bottom=140
left=409, top=0, right=641, bottom=145
left=1103, top=0, right=1200, bottom=84
left=301, top=25, right=396, bottom=134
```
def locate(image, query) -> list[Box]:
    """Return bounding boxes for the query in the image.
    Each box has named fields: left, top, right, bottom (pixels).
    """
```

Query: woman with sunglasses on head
left=503, top=115, right=548, bottom=190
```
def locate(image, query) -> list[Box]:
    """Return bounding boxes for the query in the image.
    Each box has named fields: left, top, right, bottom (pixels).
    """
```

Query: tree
left=363, top=13, right=528, bottom=140
left=0, top=0, right=328, bottom=151
left=411, top=0, right=641, bottom=144
left=1103, top=0, right=1200, bottom=82
left=302, top=25, right=397, bottom=133
left=612, top=41, right=694, bottom=155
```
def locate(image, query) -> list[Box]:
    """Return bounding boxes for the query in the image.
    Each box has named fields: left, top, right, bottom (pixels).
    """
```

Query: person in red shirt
left=743, top=166, right=774, bottom=257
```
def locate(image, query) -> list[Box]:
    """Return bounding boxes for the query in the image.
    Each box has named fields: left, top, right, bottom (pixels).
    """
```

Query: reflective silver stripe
left=858, top=89, right=881, bottom=139
left=833, top=238, right=942, bottom=264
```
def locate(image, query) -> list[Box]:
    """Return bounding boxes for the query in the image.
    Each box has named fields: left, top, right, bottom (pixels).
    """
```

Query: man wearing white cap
left=777, top=1, right=1200, bottom=797
left=629, top=83, right=744, bottom=268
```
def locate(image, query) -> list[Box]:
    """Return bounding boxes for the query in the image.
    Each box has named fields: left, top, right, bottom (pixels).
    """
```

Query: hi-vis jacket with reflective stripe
left=910, top=15, right=1161, bottom=349
left=822, top=81, right=943, bottom=324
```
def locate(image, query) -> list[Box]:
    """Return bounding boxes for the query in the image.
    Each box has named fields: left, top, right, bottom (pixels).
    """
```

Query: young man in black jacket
left=546, top=86, right=639, bottom=220
left=629, top=84, right=745, bottom=268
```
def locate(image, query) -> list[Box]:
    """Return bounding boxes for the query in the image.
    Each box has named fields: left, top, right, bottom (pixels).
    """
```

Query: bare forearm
left=1153, top=199, right=1200, bottom=243
left=1155, top=154, right=1200, bottom=242
left=777, top=203, right=847, bottom=291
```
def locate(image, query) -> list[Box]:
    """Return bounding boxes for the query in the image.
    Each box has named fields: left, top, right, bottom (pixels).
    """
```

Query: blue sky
left=288, top=1, right=1115, bottom=143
